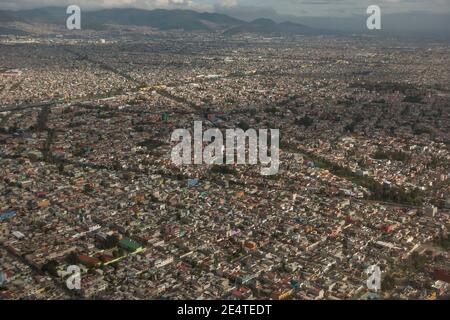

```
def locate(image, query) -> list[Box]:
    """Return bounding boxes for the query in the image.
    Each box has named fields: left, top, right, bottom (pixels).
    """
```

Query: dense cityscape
left=0, top=8, right=450, bottom=301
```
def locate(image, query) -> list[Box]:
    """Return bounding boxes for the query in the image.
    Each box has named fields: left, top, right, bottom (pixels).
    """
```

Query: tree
left=83, top=183, right=95, bottom=193
left=383, top=274, right=396, bottom=291
left=66, top=252, right=79, bottom=265
left=236, top=121, right=250, bottom=131
left=42, top=260, right=59, bottom=277
left=104, top=235, right=120, bottom=249
left=295, top=115, right=314, bottom=128
left=211, top=165, right=237, bottom=175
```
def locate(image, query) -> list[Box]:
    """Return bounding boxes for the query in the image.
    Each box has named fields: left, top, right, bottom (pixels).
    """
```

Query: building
left=78, top=255, right=102, bottom=268
left=425, top=206, right=438, bottom=217
left=0, top=210, right=16, bottom=222
left=0, top=223, right=9, bottom=240
left=118, top=238, right=144, bottom=253
left=433, top=268, right=450, bottom=283
left=155, top=256, right=174, bottom=269
left=0, top=69, right=22, bottom=77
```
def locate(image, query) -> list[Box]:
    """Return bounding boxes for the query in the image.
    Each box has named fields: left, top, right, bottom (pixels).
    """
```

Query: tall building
left=425, top=206, right=438, bottom=217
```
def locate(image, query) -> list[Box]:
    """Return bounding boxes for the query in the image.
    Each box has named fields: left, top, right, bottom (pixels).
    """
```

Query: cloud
left=0, top=0, right=211, bottom=11
left=218, top=0, right=238, bottom=8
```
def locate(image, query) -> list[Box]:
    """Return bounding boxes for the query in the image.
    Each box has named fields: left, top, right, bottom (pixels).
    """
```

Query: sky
left=1, top=0, right=449, bottom=17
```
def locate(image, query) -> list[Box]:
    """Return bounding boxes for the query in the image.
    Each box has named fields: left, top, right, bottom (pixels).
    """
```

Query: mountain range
left=2, top=7, right=447, bottom=39
left=0, top=7, right=318, bottom=36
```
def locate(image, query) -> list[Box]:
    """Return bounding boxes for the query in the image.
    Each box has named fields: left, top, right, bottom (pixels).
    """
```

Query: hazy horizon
left=1, top=3, right=449, bottom=38
left=1, top=0, right=449, bottom=17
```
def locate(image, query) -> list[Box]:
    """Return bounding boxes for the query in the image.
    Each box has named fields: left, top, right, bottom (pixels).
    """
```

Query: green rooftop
left=118, top=238, right=143, bottom=251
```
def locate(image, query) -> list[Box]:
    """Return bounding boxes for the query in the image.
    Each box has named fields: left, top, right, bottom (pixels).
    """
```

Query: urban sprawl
left=0, top=31, right=449, bottom=300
